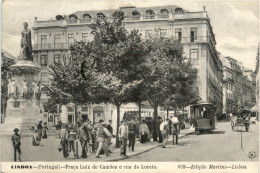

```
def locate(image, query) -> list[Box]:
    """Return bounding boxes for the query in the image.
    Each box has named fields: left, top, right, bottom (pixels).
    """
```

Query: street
left=121, top=121, right=259, bottom=162
left=1, top=121, right=258, bottom=162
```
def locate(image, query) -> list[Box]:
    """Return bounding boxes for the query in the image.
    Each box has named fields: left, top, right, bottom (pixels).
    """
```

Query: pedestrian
left=12, top=128, right=22, bottom=162
left=146, top=118, right=153, bottom=141
left=66, top=126, right=77, bottom=158
left=95, top=122, right=112, bottom=158
left=156, top=117, right=163, bottom=143
left=139, top=120, right=149, bottom=144
left=171, top=116, right=179, bottom=145
left=36, top=120, right=43, bottom=140
left=61, top=125, right=69, bottom=158
left=119, top=119, right=128, bottom=157
left=56, top=119, right=62, bottom=138
left=169, top=116, right=173, bottom=135
left=106, top=120, right=113, bottom=153
left=128, top=118, right=137, bottom=151
left=152, top=118, right=157, bottom=142
left=160, top=119, right=170, bottom=148
left=78, top=121, right=91, bottom=158
left=42, top=122, right=48, bottom=139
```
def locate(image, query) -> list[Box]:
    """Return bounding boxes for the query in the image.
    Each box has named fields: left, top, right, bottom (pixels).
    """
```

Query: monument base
left=2, top=99, right=45, bottom=134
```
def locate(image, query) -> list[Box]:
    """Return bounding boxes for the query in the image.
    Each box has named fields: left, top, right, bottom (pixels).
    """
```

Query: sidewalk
left=78, top=127, right=194, bottom=162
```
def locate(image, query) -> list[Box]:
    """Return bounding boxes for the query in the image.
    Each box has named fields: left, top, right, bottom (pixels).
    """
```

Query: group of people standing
left=59, top=119, right=114, bottom=159
left=32, top=120, right=48, bottom=146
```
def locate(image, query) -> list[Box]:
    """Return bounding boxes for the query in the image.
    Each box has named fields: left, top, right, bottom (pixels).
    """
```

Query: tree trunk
left=74, top=103, right=77, bottom=126
left=174, top=107, right=177, bottom=117
left=167, top=107, right=169, bottom=119
left=115, top=104, right=121, bottom=148
left=138, top=101, right=142, bottom=123
left=153, top=105, right=158, bottom=119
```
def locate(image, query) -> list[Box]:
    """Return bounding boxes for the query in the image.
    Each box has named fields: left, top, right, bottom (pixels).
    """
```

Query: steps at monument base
left=3, top=106, right=45, bottom=133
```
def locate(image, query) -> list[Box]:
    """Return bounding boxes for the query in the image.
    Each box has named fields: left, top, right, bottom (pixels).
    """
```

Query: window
left=132, top=10, right=141, bottom=20
left=67, top=107, right=75, bottom=112
left=97, top=13, right=105, bottom=19
left=41, top=35, right=47, bottom=48
left=68, top=34, right=74, bottom=45
left=145, top=10, right=155, bottom=19
left=160, top=9, right=169, bottom=16
left=190, top=27, right=197, bottom=42
left=160, top=29, right=167, bottom=37
left=175, top=8, right=183, bottom=13
left=54, top=54, right=61, bottom=63
left=175, top=28, right=182, bottom=41
left=81, top=106, right=88, bottom=112
left=145, top=30, right=152, bottom=38
left=82, top=33, right=88, bottom=42
left=41, top=72, right=48, bottom=85
left=54, top=34, right=61, bottom=48
left=190, top=49, right=198, bottom=61
left=40, top=55, right=48, bottom=66
left=83, top=13, right=91, bottom=18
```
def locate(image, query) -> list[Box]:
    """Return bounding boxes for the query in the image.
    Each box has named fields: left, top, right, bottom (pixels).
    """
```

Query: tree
left=142, top=34, right=186, bottom=118
left=1, top=62, right=11, bottom=117
left=87, top=10, right=147, bottom=147
left=48, top=41, right=98, bottom=125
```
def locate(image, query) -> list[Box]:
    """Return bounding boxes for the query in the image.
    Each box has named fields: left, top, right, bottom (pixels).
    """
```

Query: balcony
left=173, top=36, right=212, bottom=45
left=33, top=43, right=69, bottom=51
left=223, top=77, right=235, bottom=83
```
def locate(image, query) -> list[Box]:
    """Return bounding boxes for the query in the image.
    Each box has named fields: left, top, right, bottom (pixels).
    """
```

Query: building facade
left=254, top=44, right=259, bottom=117
left=31, top=5, right=223, bottom=127
left=221, top=55, right=255, bottom=114
left=1, top=50, right=16, bottom=121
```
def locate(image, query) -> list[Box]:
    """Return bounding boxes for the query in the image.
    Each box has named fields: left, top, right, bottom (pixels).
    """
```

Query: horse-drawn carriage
left=231, top=109, right=251, bottom=132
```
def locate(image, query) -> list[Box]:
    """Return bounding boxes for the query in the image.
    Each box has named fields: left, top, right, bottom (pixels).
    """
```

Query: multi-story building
left=31, top=4, right=223, bottom=128
left=254, top=44, right=259, bottom=118
left=221, top=55, right=255, bottom=114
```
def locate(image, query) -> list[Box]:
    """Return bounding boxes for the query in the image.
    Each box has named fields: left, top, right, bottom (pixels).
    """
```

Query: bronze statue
left=20, top=22, right=33, bottom=61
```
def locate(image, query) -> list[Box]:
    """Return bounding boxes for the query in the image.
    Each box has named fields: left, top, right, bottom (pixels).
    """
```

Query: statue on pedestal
left=31, top=81, right=40, bottom=100
left=20, top=22, right=33, bottom=61
left=21, top=78, right=28, bottom=99
left=9, top=78, right=18, bottom=99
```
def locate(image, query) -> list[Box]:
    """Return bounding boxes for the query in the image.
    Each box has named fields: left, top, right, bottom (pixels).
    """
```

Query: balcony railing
left=143, top=15, right=155, bottom=20
left=33, top=43, right=69, bottom=51
left=173, top=36, right=212, bottom=44
left=34, top=12, right=209, bottom=28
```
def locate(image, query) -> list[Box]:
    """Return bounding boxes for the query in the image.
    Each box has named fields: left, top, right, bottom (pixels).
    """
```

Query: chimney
left=35, top=17, right=37, bottom=21
left=203, top=6, right=206, bottom=11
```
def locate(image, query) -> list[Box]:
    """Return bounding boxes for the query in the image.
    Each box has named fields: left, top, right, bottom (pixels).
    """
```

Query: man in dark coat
left=152, top=118, right=157, bottom=142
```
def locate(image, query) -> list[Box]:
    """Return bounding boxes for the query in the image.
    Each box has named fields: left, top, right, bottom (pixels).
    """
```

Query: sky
left=1, top=0, right=259, bottom=70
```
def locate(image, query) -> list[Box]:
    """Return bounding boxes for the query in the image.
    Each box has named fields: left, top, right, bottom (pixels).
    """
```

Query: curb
left=106, top=130, right=194, bottom=162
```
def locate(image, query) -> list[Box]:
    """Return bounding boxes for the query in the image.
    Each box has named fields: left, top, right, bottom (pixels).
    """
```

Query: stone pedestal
left=2, top=60, right=43, bottom=134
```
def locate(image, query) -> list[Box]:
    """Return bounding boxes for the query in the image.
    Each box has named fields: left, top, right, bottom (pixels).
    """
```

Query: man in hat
left=95, top=122, right=112, bottom=158
left=78, top=120, right=92, bottom=158
left=106, top=120, right=113, bottom=153
left=119, top=119, right=129, bottom=157
left=12, top=128, right=22, bottom=161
